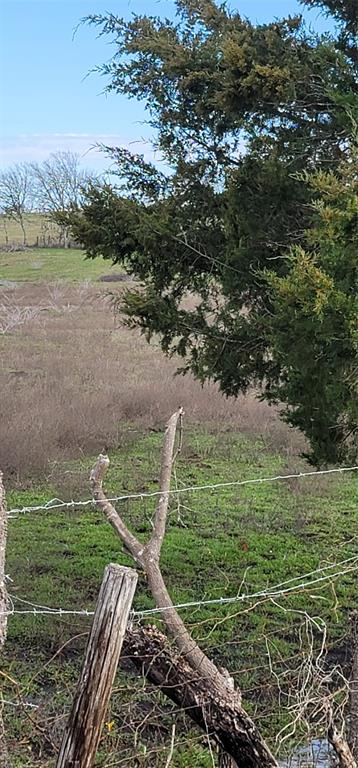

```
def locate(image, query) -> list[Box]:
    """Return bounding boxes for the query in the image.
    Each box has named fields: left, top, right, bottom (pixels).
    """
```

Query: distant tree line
left=0, top=151, right=95, bottom=247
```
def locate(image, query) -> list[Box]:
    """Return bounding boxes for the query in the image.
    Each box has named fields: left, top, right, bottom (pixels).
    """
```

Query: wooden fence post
left=56, top=563, right=138, bottom=768
left=0, top=471, right=10, bottom=768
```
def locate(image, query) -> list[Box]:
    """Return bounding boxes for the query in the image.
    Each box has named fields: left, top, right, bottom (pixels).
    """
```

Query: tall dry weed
left=0, top=283, right=305, bottom=483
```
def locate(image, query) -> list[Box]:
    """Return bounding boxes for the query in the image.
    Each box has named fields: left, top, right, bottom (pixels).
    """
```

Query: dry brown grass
left=0, top=282, right=305, bottom=483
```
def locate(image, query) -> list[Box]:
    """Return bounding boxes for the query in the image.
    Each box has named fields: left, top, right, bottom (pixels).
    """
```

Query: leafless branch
left=90, top=455, right=145, bottom=567
left=90, top=410, right=220, bottom=680
left=147, top=407, right=184, bottom=560
left=90, top=410, right=279, bottom=767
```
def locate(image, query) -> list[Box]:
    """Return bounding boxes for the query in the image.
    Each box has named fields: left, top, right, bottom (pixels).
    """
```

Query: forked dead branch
left=90, top=409, right=357, bottom=768
left=90, top=409, right=279, bottom=768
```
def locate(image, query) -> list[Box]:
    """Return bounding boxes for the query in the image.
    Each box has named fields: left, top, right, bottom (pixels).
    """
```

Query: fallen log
left=124, top=623, right=278, bottom=768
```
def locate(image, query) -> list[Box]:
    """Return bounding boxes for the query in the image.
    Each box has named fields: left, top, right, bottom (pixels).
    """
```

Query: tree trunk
left=2, top=220, right=9, bottom=247
left=0, top=472, right=10, bottom=767
left=19, top=217, right=27, bottom=246
left=124, top=624, right=278, bottom=768
left=63, top=227, right=70, bottom=248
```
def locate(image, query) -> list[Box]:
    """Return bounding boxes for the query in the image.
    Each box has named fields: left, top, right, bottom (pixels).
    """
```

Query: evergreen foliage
left=65, top=0, right=358, bottom=465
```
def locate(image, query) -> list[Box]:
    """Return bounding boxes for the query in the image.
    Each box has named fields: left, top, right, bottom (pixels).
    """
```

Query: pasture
left=0, top=247, right=125, bottom=282
left=0, top=213, right=61, bottom=248
left=0, top=257, right=356, bottom=766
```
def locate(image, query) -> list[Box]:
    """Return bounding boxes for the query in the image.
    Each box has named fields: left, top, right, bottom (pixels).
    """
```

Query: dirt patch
left=99, top=273, right=134, bottom=282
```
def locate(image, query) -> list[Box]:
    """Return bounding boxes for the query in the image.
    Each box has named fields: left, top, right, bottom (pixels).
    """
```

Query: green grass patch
left=3, top=427, right=357, bottom=765
left=0, top=248, right=124, bottom=282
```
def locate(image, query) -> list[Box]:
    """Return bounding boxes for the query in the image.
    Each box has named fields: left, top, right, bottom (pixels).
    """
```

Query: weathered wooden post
left=56, top=563, right=138, bottom=768
left=0, top=471, right=10, bottom=768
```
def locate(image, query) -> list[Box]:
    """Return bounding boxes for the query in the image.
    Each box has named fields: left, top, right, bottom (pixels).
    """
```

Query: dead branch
left=273, top=606, right=357, bottom=768
left=90, top=410, right=278, bottom=767
left=90, top=454, right=145, bottom=567
left=90, top=410, right=221, bottom=682
left=148, top=408, right=183, bottom=560
left=328, top=712, right=357, bottom=768
left=0, top=294, right=43, bottom=336
left=124, top=624, right=278, bottom=768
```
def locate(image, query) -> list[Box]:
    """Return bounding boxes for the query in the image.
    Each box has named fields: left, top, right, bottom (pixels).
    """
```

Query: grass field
left=0, top=247, right=125, bottom=282
left=0, top=213, right=61, bottom=247
left=3, top=429, right=357, bottom=766
left=0, top=264, right=357, bottom=766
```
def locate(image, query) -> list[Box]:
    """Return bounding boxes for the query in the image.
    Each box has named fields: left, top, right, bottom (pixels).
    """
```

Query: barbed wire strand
left=6, top=464, right=358, bottom=517
left=1, top=556, right=357, bottom=619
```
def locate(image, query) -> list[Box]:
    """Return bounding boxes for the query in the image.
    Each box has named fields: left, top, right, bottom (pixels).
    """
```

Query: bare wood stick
left=143, top=410, right=223, bottom=680
left=56, top=564, right=138, bottom=768
left=148, top=407, right=184, bottom=560
left=0, top=471, right=10, bottom=768
left=90, top=456, right=145, bottom=567
left=146, top=561, right=222, bottom=680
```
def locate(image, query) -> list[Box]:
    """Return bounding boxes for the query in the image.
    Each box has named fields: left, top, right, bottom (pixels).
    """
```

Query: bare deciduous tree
left=0, top=164, right=34, bottom=245
left=31, top=151, right=94, bottom=247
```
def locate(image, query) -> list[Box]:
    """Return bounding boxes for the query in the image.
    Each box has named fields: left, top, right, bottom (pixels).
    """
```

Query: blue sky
left=0, top=0, right=333, bottom=172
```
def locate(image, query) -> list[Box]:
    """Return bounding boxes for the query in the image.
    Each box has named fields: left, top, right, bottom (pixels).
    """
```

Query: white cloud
left=0, top=133, right=159, bottom=171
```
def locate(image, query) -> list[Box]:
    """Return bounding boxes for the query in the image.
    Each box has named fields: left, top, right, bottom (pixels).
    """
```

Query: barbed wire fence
left=1, top=589, right=355, bottom=767
left=1, top=452, right=357, bottom=766
left=1, top=553, right=358, bottom=619
left=6, top=464, right=358, bottom=518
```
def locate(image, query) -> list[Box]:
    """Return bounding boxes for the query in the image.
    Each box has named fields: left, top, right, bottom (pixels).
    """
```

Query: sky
left=0, top=0, right=334, bottom=173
